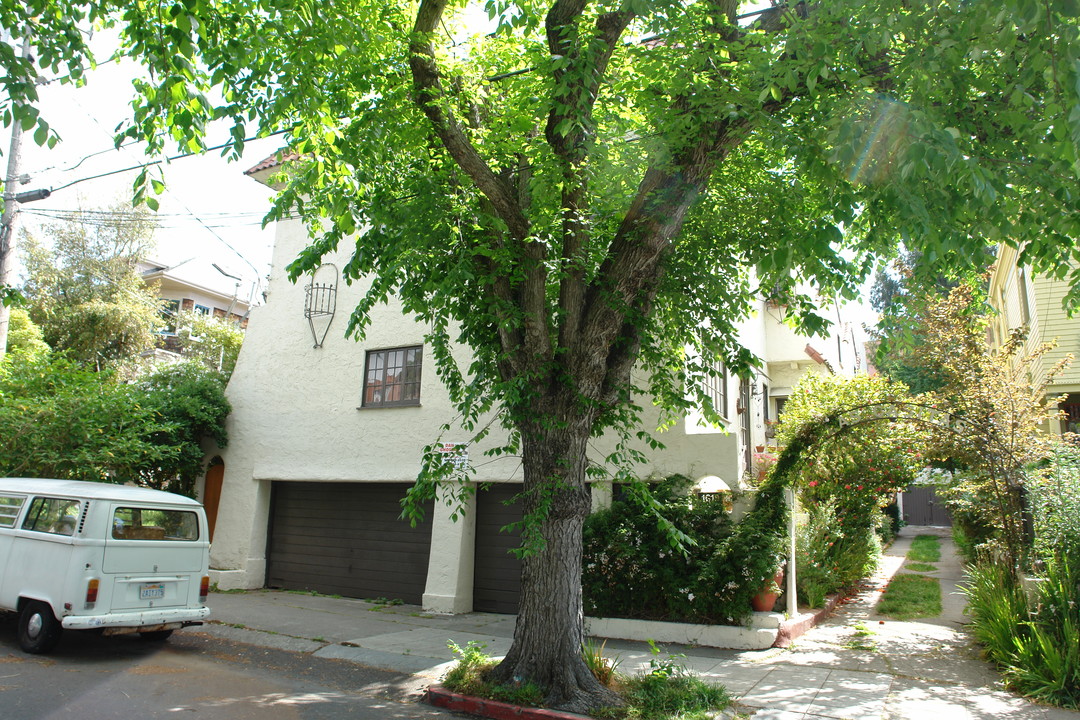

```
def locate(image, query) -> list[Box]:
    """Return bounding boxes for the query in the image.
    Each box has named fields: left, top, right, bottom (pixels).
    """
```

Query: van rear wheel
left=18, top=601, right=62, bottom=654
left=139, top=629, right=174, bottom=642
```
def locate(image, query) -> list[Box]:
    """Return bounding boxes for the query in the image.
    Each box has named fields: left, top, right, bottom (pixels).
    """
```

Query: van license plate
left=139, top=583, right=165, bottom=600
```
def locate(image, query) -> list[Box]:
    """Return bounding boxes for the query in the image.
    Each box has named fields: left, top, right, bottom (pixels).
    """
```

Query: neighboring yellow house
left=988, top=244, right=1080, bottom=434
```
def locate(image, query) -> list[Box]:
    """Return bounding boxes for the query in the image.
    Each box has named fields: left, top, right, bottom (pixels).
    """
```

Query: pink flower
left=808, top=481, right=818, bottom=487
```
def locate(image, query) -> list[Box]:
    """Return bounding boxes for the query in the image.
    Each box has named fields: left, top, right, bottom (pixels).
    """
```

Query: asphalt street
left=0, top=613, right=455, bottom=720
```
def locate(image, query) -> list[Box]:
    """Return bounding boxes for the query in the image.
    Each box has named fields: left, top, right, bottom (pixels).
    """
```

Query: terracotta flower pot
left=751, top=569, right=784, bottom=612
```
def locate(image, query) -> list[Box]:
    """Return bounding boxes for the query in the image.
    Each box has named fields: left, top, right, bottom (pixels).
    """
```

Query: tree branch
left=409, top=0, right=530, bottom=243
left=410, top=0, right=557, bottom=376
left=545, top=3, right=636, bottom=352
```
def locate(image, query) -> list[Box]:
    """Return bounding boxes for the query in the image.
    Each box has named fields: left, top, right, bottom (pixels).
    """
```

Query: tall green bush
left=0, top=353, right=170, bottom=482
left=0, top=353, right=230, bottom=497
left=1029, top=445, right=1080, bottom=569
left=582, top=475, right=788, bottom=625
left=583, top=476, right=734, bottom=623
left=963, top=443, right=1080, bottom=709
left=138, top=360, right=231, bottom=496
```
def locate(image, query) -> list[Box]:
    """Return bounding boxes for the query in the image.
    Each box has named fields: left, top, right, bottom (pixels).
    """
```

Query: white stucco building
left=200, top=157, right=864, bottom=614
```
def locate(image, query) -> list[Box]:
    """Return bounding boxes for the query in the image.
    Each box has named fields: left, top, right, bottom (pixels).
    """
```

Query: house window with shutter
left=362, top=345, right=423, bottom=408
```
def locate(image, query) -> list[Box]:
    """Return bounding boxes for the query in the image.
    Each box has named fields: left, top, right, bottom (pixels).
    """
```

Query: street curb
left=773, top=591, right=846, bottom=648
left=425, top=685, right=593, bottom=720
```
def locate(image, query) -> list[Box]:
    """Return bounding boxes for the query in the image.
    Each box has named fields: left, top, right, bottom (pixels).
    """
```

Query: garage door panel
left=473, top=484, right=523, bottom=614
left=267, top=482, right=434, bottom=604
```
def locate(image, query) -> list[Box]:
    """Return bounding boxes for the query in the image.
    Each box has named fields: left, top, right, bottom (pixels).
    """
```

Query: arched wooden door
left=203, top=462, right=225, bottom=542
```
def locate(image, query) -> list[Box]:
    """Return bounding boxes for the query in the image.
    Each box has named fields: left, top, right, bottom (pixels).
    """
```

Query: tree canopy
left=3, top=0, right=1079, bottom=712
left=19, top=202, right=162, bottom=370
left=0, top=352, right=230, bottom=495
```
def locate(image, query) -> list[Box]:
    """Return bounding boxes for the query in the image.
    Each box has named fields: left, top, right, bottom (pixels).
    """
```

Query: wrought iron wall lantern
left=304, top=263, right=338, bottom=348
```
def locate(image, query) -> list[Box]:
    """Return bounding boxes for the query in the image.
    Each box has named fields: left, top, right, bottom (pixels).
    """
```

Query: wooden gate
left=901, top=485, right=951, bottom=526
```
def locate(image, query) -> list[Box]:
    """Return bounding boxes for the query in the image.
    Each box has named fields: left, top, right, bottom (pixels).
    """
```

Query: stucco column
left=421, top=482, right=476, bottom=613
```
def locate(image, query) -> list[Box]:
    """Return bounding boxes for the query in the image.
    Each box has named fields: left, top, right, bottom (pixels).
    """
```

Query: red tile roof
left=244, top=151, right=300, bottom=175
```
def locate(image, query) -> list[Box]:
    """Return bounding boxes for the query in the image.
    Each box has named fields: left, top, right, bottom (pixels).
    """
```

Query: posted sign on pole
left=435, top=442, right=469, bottom=471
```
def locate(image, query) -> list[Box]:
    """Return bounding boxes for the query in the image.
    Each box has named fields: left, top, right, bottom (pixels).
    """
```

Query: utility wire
left=49, top=128, right=291, bottom=194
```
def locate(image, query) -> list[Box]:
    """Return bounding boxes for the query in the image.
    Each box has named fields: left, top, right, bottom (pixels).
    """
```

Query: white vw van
left=0, top=478, right=211, bottom=653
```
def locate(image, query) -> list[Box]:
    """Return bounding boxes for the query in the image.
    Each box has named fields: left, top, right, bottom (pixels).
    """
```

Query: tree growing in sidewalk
left=3, top=0, right=1080, bottom=712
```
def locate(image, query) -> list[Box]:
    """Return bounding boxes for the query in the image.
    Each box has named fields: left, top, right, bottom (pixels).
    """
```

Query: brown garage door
left=473, top=484, right=523, bottom=614
left=266, top=482, right=434, bottom=604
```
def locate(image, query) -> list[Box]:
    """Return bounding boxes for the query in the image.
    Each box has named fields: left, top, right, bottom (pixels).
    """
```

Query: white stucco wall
left=208, top=169, right=870, bottom=607
left=209, top=213, right=743, bottom=602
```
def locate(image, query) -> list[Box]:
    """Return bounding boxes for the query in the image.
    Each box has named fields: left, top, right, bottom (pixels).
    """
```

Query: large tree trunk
left=487, top=416, right=622, bottom=714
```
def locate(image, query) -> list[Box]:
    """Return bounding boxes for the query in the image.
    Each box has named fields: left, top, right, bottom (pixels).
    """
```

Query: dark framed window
left=362, top=345, right=423, bottom=408
left=1061, top=393, right=1080, bottom=435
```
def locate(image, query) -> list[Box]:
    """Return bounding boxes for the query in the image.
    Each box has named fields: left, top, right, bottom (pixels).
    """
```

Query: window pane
left=362, top=346, right=423, bottom=407
left=113, top=507, right=199, bottom=541
left=0, top=494, right=24, bottom=528
left=22, top=497, right=81, bottom=536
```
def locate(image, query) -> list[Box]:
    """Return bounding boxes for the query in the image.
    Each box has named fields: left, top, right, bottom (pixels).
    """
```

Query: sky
left=12, top=41, right=281, bottom=303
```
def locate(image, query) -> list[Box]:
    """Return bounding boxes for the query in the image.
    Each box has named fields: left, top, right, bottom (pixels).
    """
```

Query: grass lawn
left=904, top=562, right=938, bottom=573
left=907, top=535, right=942, bottom=563
left=877, top=573, right=942, bottom=619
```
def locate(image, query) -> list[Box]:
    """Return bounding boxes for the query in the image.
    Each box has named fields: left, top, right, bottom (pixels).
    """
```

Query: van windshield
left=112, top=507, right=199, bottom=541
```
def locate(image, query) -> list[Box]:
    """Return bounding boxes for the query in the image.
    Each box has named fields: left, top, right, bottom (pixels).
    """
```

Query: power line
left=49, top=128, right=290, bottom=194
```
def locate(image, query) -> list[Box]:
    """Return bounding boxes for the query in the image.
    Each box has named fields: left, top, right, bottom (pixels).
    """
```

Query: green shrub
left=795, top=498, right=882, bottom=607
left=583, top=475, right=733, bottom=623
left=951, top=523, right=976, bottom=563
left=1029, top=445, right=1080, bottom=571
left=795, top=500, right=840, bottom=607
left=583, top=475, right=787, bottom=626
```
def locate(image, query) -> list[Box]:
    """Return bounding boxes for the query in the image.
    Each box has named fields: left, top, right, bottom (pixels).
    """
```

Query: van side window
left=0, top=494, right=25, bottom=528
left=22, top=497, right=81, bottom=536
left=112, top=507, right=199, bottom=541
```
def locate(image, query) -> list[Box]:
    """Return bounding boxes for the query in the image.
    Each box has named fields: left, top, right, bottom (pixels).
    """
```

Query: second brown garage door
left=266, top=481, right=434, bottom=604
left=473, top=484, right=523, bottom=614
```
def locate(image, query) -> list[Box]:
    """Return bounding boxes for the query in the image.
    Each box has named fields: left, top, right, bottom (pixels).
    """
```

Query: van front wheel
left=18, top=601, right=62, bottom=654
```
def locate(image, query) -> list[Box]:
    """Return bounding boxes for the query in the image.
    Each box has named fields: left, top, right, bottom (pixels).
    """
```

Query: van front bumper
left=61, top=606, right=211, bottom=631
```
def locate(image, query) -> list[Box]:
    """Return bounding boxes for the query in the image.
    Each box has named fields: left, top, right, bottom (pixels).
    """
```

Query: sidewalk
left=200, top=526, right=1080, bottom=719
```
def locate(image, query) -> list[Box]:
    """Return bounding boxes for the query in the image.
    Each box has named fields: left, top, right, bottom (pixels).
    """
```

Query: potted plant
left=751, top=567, right=785, bottom=612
